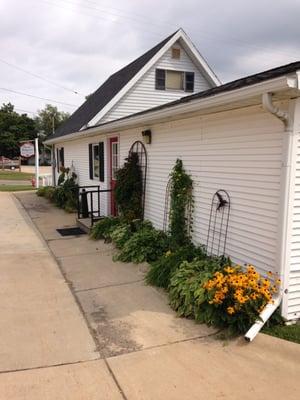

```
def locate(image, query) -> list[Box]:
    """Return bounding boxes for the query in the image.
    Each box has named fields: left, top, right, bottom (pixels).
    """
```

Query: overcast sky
left=1, top=0, right=300, bottom=117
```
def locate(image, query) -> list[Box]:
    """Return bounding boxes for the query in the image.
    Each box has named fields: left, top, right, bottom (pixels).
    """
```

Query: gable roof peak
left=51, top=29, right=219, bottom=140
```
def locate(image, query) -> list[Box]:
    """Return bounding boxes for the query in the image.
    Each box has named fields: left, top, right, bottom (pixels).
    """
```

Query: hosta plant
left=90, top=216, right=121, bottom=240
left=169, top=258, right=223, bottom=319
left=145, top=244, right=206, bottom=289
left=115, top=226, right=170, bottom=263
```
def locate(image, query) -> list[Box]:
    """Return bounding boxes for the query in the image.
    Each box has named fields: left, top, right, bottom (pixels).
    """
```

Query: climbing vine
left=169, top=159, right=193, bottom=246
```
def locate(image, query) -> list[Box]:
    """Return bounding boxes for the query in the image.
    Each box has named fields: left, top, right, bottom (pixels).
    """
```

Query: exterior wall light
left=142, top=129, right=152, bottom=144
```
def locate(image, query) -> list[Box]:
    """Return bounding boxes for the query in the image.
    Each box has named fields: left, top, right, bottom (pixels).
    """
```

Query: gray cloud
left=0, top=0, right=300, bottom=115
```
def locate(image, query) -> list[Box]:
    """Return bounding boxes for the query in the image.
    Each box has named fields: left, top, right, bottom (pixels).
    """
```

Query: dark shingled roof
left=51, top=30, right=179, bottom=139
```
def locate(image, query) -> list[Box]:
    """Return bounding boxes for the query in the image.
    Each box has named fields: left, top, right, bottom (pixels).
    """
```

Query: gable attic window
left=166, top=70, right=184, bottom=90
left=155, top=69, right=195, bottom=92
left=171, top=47, right=181, bottom=59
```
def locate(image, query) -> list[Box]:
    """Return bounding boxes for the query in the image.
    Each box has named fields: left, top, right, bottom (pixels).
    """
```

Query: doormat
left=56, top=227, right=86, bottom=237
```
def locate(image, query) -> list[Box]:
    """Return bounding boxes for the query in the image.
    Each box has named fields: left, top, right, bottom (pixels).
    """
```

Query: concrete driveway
left=1, top=191, right=300, bottom=399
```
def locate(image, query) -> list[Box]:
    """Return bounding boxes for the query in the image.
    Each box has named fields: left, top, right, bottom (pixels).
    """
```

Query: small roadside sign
left=20, top=142, right=35, bottom=158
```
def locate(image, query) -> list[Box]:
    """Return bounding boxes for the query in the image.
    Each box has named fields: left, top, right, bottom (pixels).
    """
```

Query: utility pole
left=35, top=137, right=39, bottom=189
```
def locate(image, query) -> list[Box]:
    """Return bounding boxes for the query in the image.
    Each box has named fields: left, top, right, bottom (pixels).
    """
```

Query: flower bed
left=88, top=158, right=281, bottom=336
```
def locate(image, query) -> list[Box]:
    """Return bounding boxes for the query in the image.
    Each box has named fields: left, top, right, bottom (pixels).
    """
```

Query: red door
left=109, top=137, right=119, bottom=216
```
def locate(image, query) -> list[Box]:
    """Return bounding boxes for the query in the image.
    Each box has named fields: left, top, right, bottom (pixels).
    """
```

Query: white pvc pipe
left=244, top=296, right=282, bottom=342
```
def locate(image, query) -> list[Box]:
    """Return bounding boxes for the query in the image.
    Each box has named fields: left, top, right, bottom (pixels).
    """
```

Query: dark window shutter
left=99, top=142, right=104, bottom=182
left=155, top=69, right=165, bottom=90
left=56, top=148, right=59, bottom=172
left=89, top=144, right=93, bottom=180
left=60, top=148, right=64, bottom=167
left=185, top=72, right=194, bottom=92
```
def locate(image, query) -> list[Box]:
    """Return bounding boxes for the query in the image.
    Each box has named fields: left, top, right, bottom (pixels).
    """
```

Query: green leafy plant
left=36, top=186, right=56, bottom=201
left=114, top=152, right=143, bottom=221
left=37, top=186, right=49, bottom=197
left=145, top=244, right=206, bottom=289
left=168, top=159, right=193, bottom=246
left=169, top=258, right=223, bottom=319
left=110, top=223, right=132, bottom=248
left=115, top=226, right=170, bottom=263
left=90, top=216, right=122, bottom=240
left=57, top=166, right=69, bottom=186
left=36, top=167, right=78, bottom=212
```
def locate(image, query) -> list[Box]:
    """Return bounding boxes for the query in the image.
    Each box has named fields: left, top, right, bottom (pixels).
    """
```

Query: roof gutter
left=45, top=74, right=299, bottom=145
left=245, top=77, right=300, bottom=341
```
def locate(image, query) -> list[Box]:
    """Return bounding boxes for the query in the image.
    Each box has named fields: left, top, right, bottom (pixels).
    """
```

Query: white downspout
left=245, top=92, right=295, bottom=341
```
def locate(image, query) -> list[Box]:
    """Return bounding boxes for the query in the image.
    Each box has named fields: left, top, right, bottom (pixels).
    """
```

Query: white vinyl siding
left=118, top=106, right=283, bottom=277
left=55, top=102, right=300, bottom=320
left=56, top=136, right=110, bottom=216
left=287, top=129, right=300, bottom=320
left=101, top=42, right=212, bottom=123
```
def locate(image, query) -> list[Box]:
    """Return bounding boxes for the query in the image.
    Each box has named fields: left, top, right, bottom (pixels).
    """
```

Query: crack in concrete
left=75, top=279, right=145, bottom=293
left=0, top=358, right=100, bottom=376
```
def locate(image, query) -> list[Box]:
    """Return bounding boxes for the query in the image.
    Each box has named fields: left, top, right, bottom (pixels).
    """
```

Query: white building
left=45, top=30, right=300, bottom=322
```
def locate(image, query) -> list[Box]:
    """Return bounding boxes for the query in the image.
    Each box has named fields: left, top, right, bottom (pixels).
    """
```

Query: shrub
left=115, top=226, right=170, bottom=263
left=169, top=258, right=223, bottom=319
left=145, top=244, right=206, bottom=289
left=36, top=167, right=78, bottom=212
left=58, top=167, right=69, bottom=186
left=36, top=186, right=56, bottom=201
left=90, top=216, right=121, bottom=240
left=114, top=152, right=143, bottom=221
left=201, top=265, right=280, bottom=334
left=37, top=186, right=48, bottom=197
left=52, top=185, right=66, bottom=208
left=110, top=223, right=132, bottom=248
left=61, top=174, right=78, bottom=212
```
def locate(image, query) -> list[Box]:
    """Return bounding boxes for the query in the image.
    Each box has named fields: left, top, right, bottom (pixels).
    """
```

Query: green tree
left=35, top=104, right=69, bottom=138
left=0, top=103, right=37, bottom=158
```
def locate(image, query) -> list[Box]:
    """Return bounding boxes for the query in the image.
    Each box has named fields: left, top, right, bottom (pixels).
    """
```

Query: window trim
left=155, top=68, right=195, bottom=92
left=89, top=141, right=104, bottom=182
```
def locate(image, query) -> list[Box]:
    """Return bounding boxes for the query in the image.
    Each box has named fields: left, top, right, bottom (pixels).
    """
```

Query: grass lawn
left=262, top=324, right=300, bottom=344
left=0, top=170, right=34, bottom=180
left=0, top=185, right=35, bottom=192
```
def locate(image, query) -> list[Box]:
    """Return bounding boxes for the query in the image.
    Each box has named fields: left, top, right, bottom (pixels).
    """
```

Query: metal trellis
left=206, top=190, right=230, bottom=257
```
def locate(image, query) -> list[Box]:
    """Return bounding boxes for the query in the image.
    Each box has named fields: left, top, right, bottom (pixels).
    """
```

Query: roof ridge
left=52, top=29, right=180, bottom=139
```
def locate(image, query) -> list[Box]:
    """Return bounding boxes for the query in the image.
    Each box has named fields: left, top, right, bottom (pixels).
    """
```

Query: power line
left=41, top=0, right=299, bottom=61
left=38, top=0, right=162, bottom=40
left=0, top=57, right=85, bottom=96
left=0, top=88, right=78, bottom=107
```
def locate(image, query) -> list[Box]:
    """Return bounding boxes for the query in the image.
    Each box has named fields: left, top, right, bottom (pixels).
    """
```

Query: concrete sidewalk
left=0, top=193, right=122, bottom=399
left=1, top=191, right=300, bottom=399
